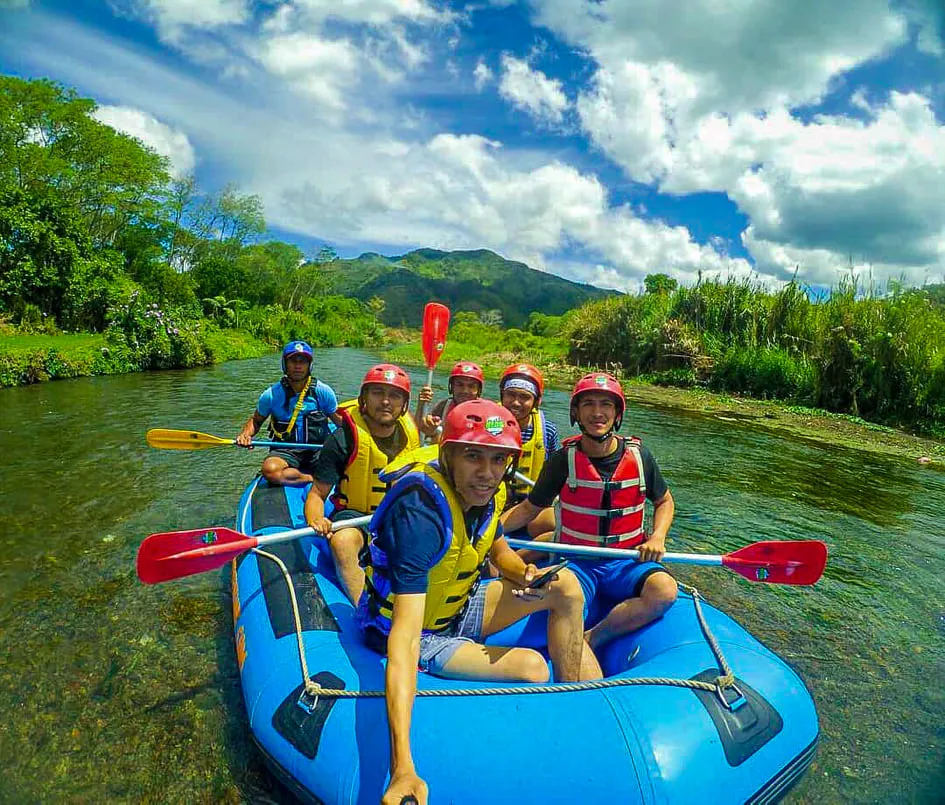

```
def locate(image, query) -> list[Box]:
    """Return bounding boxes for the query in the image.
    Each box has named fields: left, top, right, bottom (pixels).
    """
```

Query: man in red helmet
left=416, top=360, right=485, bottom=442
left=359, top=399, right=601, bottom=805
left=304, top=363, right=421, bottom=604
left=502, top=372, right=678, bottom=655
left=498, top=363, right=559, bottom=537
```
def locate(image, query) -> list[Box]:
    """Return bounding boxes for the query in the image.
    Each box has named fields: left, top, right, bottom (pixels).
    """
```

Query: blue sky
left=1, top=0, right=943, bottom=291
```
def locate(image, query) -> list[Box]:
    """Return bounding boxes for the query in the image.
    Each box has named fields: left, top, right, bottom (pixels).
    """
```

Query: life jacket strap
left=558, top=500, right=645, bottom=518
left=559, top=524, right=645, bottom=545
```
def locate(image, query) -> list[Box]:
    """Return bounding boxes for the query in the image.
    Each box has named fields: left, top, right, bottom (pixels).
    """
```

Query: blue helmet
left=282, top=341, right=314, bottom=373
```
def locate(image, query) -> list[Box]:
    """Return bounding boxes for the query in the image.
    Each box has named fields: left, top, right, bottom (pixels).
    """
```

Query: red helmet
left=499, top=363, right=544, bottom=402
left=440, top=399, right=521, bottom=454
left=361, top=363, right=411, bottom=398
left=569, top=373, right=626, bottom=428
left=448, top=361, right=484, bottom=394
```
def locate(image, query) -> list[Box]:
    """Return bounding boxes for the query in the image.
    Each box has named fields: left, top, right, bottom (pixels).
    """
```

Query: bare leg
left=585, top=572, right=678, bottom=652
left=437, top=643, right=550, bottom=683
left=261, top=456, right=314, bottom=487
left=480, top=571, right=602, bottom=682
left=329, top=527, right=366, bottom=604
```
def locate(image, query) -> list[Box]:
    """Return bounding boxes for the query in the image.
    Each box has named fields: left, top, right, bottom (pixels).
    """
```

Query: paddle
left=146, top=428, right=319, bottom=452
left=504, top=538, right=827, bottom=586
left=417, top=302, right=451, bottom=422
left=137, top=517, right=371, bottom=584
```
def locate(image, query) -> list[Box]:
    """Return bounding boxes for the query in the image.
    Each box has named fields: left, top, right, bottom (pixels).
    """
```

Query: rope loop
left=252, top=552, right=740, bottom=701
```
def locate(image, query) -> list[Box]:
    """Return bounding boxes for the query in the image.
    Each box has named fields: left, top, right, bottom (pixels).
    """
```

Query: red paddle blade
left=136, top=526, right=257, bottom=584
left=421, top=302, right=450, bottom=370
left=722, top=540, right=827, bottom=586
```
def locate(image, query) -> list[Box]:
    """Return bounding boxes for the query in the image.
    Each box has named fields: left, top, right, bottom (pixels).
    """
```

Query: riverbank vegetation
left=563, top=275, right=945, bottom=436
left=0, top=76, right=389, bottom=387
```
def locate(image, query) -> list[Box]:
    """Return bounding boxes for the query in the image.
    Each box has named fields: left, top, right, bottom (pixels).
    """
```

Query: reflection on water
left=0, top=349, right=942, bottom=803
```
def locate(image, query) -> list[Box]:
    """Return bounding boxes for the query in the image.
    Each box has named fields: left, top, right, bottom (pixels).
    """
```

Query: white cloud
left=498, top=54, right=569, bottom=124
left=535, top=0, right=908, bottom=115
left=93, top=105, right=196, bottom=177
left=252, top=32, right=361, bottom=111
left=473, top=60, right=493, bottom=90
left=530, top=0, right=945, bottom=284
left=117, top=0, right=249, bottom=41
left=289, top=0, right=446, bottom=26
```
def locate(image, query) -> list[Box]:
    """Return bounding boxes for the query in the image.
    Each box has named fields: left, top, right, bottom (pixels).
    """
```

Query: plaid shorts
left=418, top=582, right=489, bottom=675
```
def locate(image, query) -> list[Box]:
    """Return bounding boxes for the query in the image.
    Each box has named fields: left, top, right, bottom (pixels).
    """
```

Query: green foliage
left=710, top=346, right=815, bottom=400
left=105, top=289, right=209, bottom=370
left=0, top=333, right=130, bottom=385
left=239, top=296, right=384, bottom=349
left=567, top=274, right=945, bottom=433
left=318, top=248, right=616, bottom=327
left=644, top=273, right=678, bottom=295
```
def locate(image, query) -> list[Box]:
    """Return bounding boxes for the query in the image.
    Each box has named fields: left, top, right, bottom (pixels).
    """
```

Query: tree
left=479, top=308, right=503, bottom=327
left=367, top=295, right=386, bottom=325
left=644, top=273, right=678, bottom=295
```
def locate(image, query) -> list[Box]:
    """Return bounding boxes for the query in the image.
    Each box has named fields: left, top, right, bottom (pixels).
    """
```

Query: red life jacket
left=557, top=435, right=648, bottom=549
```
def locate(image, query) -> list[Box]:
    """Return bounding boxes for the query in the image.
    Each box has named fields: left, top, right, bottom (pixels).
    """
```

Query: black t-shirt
left=313, top=417, right=407, bottom=488
left=527, top=438, right=668, bottom=508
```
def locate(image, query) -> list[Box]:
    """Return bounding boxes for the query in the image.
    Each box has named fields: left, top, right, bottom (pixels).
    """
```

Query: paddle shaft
left=243, top=439, right=320, bottom=450
left=505, top=538, right=722, bottom=565
left=165, top=517, right=373, bottom=561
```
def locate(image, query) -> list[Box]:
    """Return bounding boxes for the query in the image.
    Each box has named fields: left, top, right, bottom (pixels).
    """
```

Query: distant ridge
left=316, top=248, right=618, bottom=327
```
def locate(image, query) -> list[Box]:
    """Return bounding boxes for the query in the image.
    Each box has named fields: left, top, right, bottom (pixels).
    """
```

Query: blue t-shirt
left=520, top=412, right=559, bottom=455
left=256, top=379, right=338, bottom=443
left=373, top=488, right=500, bottom=595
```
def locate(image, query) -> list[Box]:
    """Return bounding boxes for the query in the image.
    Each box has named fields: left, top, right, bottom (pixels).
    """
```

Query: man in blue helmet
left=236, top=341, right=342, bottom=486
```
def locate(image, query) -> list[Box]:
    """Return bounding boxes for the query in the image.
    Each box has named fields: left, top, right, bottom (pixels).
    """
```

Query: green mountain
left=316, top=248, right=619, bottom=327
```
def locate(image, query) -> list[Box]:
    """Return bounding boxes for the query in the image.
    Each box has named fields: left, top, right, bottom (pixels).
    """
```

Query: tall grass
left=565, top=277, right=945, bottom=435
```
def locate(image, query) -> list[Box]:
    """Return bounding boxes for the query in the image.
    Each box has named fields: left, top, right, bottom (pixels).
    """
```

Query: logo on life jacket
left=485, top=416, right=504, bottom=436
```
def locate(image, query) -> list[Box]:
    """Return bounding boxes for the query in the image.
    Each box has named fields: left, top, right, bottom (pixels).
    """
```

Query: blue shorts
left=569, top=558, right=667, bottom=614
left=417, top=583, right=489, bottom=675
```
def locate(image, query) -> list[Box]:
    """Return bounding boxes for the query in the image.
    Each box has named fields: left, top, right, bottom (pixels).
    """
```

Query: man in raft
left=360, top=399, right=601, bottom=805
left=417, top=360, right=485, bottom=442
left=236, top=340, right=340, bottom=486
left=502, top=372, right=678, bottom=655
left=498, top=363, right=559, bottom=537
left=304, top=363, right=421, bottom=604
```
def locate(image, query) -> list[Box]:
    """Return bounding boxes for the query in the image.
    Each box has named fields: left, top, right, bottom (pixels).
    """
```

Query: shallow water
left=0, top=349, right=942, bottom=803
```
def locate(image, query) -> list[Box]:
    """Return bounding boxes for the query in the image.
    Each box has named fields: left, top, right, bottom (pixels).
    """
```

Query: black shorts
left=330, top=507, right=370, bottom=537
left=267, top=447, right=319, bottom=475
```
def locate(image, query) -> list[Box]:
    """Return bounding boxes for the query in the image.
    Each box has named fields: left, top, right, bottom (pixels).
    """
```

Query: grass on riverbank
left=0, top=330, right=272, bottom=387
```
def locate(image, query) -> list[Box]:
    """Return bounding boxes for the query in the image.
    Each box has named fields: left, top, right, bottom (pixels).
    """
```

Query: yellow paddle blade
left=146, top=428, right=235, bottom=450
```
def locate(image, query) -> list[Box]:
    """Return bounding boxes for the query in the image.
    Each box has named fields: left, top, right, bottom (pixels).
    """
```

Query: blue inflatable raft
left=231, top=477, right=818, bottom=804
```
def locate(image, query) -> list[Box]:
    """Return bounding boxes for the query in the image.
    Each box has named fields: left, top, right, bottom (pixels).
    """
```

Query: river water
left=0, top=348, right=942, bottom=803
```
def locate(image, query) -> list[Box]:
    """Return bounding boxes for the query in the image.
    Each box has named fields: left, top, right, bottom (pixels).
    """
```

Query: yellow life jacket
left=365, top=458, right=507, bottom=633
left=507, top=408, right=546, bottom=503
left=331, top=399, right=420, bottom=513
